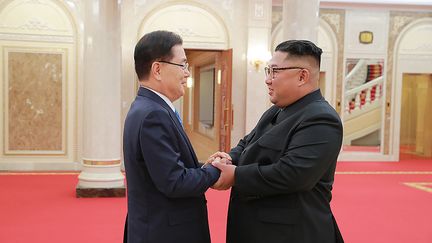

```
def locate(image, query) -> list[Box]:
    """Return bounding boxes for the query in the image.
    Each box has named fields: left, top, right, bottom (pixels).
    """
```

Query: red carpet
left=332, top=172, right=432, bottom=243
left=0, top=174, right=126, bottom=243
left=0, top=173, right=230, bottom=243
left=1, top=159, right=432, bottom=243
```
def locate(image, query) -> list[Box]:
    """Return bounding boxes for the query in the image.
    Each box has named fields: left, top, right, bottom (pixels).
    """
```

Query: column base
left=76, top=185, right=125, bottom=198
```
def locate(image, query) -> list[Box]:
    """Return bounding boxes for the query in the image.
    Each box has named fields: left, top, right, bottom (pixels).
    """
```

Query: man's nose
left=185, top=69, right=191, bottom=77
left=265, top=76, right=272, bottom=84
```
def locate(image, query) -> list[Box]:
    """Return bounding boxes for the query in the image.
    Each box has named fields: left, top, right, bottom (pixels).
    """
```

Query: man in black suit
left=212, top=40, right=344, bottom=243
left=123, top=30, right=221, bottom=243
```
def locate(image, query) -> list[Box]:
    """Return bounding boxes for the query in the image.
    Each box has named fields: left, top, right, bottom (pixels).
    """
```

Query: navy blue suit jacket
left=123, top=87, right=220, bottom=243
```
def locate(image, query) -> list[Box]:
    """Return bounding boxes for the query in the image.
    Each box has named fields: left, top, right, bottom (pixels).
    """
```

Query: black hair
left=275, top=40, right=322, bottom=68
left=134, top=30, right=183, bottom=80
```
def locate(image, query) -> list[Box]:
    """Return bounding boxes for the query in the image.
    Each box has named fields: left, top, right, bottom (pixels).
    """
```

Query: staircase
left=343, top=60, right=384, bottom=145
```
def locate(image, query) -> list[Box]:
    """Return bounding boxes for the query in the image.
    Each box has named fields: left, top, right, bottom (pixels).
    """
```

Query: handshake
left=203, top=151, right=236, bottom=191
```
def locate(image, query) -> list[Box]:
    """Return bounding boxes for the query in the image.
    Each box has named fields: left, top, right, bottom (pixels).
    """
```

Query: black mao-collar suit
left=227, top=89, right=344, bottom=243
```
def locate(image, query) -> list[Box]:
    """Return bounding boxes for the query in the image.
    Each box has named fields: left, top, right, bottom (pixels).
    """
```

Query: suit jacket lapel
left=138, top=88, right=200, bottom=167
left=168, top=109, right=200, bottom=167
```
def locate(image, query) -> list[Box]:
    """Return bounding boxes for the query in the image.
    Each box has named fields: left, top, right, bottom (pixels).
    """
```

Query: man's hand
left=202, top=151, right=232, bottom=168
left=211, top=159, right=236, bottom=190
left=207, top=151, right=232, bottom=163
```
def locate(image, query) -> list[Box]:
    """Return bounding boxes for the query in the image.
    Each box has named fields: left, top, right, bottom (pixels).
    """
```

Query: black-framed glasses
left=264, top=66, right=304, bottom=79
left=159, top=61, right=189, bottom=71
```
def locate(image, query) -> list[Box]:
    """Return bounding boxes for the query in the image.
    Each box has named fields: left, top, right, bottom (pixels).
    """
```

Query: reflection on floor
left=400, top=145, right=432, bottom=161
left=342, top=145, right=380, bottom=153
left=187, top=131, right=218, bottom=162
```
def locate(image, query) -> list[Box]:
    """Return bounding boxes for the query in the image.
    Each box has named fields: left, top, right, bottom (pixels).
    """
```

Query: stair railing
left=345, top=76, right=383, bottom=114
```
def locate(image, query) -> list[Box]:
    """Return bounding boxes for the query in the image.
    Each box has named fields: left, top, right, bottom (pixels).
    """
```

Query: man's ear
left=298, top=69, right=309, bottom=86
left=151, top=62, right=162, bottom=81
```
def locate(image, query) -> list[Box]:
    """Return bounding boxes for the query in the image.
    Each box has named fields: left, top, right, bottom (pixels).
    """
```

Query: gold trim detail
left=83, top=159, right=121, bottom=165
left=403, top=182, right=432, bottom=193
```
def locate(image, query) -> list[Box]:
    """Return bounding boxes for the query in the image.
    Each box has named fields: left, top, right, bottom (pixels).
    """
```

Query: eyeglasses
left=159, top=61, right=189, bottom=71
left=264, top=66, right=304, bottom=79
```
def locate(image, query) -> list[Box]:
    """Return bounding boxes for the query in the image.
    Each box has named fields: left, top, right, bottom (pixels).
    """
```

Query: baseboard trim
left=0, top=161, right=82, bottom=171
left=76, top=185, right=126, bottom=198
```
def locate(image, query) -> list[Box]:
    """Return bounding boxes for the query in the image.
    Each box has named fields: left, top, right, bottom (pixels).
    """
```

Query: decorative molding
left=139, top=4, right=228, bottom=49
left=272, top=16, right=338, bottom=53
left=398, top=53, right=432, bottom=60
left=183, top=41, right=227, bottom=50
left=392, top=15, right=416, bottom=36
left=398, top=24, right=432, bottom=54
left=0, top=0, right=74, bottom=36
left=83, top=159, right=121, bottom=166
left=0, top=33, right=74, bottom=43
left=317, top=24, right=332, bottom=52
left=175, top=27, right=219, bottom=39
left=17, top=17, right=55, bottom=31
left=320, top=9, right=345, bottom=115
left=271, top=5, right=282, bottom=32
left=253, top=3, right=265, bottom=19
left=221, top=0, right=235, bottom=19
left=385, top=12, right=432, bottom=155
left=23, top=0, right=50, bottom=4
left=401, top=43, right=432, bottom=52
left=134, top=0, right=148, bottom=8
left=0, top=161, right=81, bottom=171
left=321, top=13, right=341, bottom=33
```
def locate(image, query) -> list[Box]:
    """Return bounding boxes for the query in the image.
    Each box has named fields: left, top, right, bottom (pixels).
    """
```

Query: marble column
left=245, top=0, right=273, bottom=133
left=76, top=0, right=125, bottom=197
left=282, top=0, right=320, bottom=42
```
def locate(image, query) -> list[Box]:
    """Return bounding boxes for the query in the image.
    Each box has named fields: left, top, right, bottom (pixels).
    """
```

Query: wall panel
left=5, top=50, right=65, bottom=153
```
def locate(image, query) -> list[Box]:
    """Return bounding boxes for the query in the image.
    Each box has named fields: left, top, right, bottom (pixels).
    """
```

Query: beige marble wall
left=7, top=52, right=63, bottom=152
left=384, top=12, right=432, bottom=154
left=320, top=9, right=345, bottom=114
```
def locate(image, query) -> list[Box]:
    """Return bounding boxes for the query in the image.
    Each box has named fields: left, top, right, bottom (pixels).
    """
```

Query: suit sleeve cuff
left=234, top=163, right=259, bottom=194
left=202, top=163, right=221, bottom=185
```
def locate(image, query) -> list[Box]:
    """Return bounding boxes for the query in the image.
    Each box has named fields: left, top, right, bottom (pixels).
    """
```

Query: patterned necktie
left=174, top=110, right=183, bottom=126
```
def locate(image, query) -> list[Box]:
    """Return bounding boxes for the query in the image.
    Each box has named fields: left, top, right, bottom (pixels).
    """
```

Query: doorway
left=182, top=49, right=232, bottom=162
left=400, top=73, right=432, bottom=160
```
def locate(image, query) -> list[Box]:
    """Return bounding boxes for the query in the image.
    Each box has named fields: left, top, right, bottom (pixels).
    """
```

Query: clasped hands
left=206, top=151, right=236, bottom=191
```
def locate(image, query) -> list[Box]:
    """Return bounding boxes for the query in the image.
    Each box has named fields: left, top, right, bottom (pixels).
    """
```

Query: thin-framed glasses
left=264, top=66, right=304, bottom=79
left=159, top=60, right=189, bottom=71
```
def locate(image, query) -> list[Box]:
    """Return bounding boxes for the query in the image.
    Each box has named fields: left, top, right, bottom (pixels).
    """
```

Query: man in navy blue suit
left=123, top=30, right=223, bottom=243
